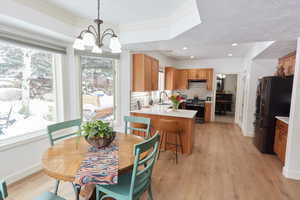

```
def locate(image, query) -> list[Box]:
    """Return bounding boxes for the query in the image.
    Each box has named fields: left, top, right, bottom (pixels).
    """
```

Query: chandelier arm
left=78, top=30, right=88, bottom=38
left=87, top=25, right=98, bottom=36
left=100, top=32, right=114, bottom=44
left=102, top=28, right=117, bottom=36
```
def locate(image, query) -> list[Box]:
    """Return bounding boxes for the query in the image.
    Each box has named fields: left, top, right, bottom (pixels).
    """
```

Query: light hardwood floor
left=7, top=123, right=300, bottom=200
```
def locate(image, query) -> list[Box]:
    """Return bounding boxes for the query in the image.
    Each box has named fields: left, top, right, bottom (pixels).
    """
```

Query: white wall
left=242, top=59, right=277, bottom=136
left=0, top=1, right=83, bottom=184
left=223, top=74, right=237, bottom=112
left=236, top=42, right=276, bottom=135
left=283, top=38, right=300, bottom=180
left=175, top=58, right=244, bottom=74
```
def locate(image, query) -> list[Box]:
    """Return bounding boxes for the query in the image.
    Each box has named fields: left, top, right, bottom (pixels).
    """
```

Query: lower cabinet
left=204, top=102, right=212, bottom=122
left=274, top=119, right=288, bottom=164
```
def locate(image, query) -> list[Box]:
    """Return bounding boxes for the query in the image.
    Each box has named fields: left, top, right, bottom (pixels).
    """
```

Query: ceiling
left=130, top=0, right=300, bottom=59
left=255, top=40, right=297, bottom=59
left=18, top=0, right=300, bottom=60
left=46, top=0, right=185, bottom=24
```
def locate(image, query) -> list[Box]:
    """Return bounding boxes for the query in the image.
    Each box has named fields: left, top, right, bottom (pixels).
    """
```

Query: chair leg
left=147, top=185, right=154, bottom=200
left=158, top=132, right=165, bottom=159
left=175, top=133, right=178, bottom=164
left=178, top=133, right=184, bottom=154
left=72, top=183, right=81, bottom=200
left=54, top=180, right=60, bottom=195
left=96, top=188, right=100, bottom=200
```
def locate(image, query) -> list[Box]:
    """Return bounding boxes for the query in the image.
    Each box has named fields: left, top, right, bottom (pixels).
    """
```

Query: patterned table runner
left=75, top=138, right=119, bottom=186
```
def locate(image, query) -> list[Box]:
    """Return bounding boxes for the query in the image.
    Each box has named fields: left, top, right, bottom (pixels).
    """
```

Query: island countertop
left=131, top=105, right=197, bottom=119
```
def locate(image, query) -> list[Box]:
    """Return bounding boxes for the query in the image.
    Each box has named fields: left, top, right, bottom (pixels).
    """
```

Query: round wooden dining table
left=42, top=133, right=145, bottom=200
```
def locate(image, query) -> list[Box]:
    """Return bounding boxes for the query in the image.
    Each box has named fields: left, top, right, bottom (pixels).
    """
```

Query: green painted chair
left=0, top=181, right=8, bottom=200
left=124, top=116, right=151, bottom=139
left=0, top=180, right=65, bottom=200
left=95, top=132, right=160, bottom=200
left=47, top=119, right=82, bottom=197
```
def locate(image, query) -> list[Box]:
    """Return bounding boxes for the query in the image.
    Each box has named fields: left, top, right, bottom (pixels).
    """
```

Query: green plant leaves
left=81, top=120, right=113, bottom=138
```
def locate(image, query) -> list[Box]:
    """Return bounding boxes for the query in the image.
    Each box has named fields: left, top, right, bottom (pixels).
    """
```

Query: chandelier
left=73, top=0, right=121, bottom=53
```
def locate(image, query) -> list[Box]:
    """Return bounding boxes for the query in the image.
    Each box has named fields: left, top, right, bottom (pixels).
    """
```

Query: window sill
left=0, top=129, right=48, bottom=152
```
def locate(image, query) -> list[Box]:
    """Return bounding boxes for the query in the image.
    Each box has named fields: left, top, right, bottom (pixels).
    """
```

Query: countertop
left=275, top=116, right=289, bottom=124
left=131, top=105, right=197, bottom=119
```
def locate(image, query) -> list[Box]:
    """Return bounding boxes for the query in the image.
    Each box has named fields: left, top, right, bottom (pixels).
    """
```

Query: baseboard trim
left=283, top=167, right=300, bottom=180
left=6, top=163, right=42, bottom=184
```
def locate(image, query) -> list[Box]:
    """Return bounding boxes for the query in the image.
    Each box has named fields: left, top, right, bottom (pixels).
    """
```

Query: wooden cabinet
left=277, top=51, right=296, bottom=76
left=151, top=58, right=159, bottom=91
left=165, top=67, right=214, bottom=91
left=165, top=67, right=176, bottom=90
left=274, top=119, right=288, bottom=164
left=204, top=102, right=212, bottom=122
left=188, top=69, right=207, bottom=80
left=176, top=69, right=188, bottom=90
left=206, top=69, right=213, bottom=91
left=131, top=112, right=195, bottom=155
left=132, top=54, right=159, bottom=92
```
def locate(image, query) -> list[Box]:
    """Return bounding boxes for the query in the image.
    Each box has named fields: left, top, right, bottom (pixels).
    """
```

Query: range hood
left=188, top=80, right=207, bottom=83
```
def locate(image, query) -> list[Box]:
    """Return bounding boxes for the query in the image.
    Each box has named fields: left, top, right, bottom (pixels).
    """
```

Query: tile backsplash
left=176, top=82, right=212, bottom=99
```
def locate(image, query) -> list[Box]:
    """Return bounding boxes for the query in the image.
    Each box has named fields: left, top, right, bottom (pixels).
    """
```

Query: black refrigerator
left=253, top=76, right=293, bottom=154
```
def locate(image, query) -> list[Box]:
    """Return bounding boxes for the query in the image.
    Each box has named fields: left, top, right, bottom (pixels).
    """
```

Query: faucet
left=159, top=91, right=169, bottom=104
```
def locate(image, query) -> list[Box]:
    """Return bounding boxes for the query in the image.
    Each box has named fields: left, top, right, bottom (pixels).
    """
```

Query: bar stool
left=158, top=119, right=183, bottom=164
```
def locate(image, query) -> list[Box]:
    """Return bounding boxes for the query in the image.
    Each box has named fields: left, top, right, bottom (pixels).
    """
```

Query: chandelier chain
left=97, top=0, right=100, bottom=20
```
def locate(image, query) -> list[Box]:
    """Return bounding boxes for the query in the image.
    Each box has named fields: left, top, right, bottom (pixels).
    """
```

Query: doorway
left=215, top=74, right=238, bottom=123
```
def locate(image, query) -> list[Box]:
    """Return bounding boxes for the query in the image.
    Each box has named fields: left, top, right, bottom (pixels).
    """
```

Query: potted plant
left=80, top=120, right=116, bottom=149
left=169, top=94, right=184, bottom=110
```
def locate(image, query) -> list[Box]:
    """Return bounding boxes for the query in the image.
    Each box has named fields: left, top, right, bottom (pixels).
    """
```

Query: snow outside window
left=80, top=55, right=117, bottom=123
left=0, top=41, right=61, bottom=140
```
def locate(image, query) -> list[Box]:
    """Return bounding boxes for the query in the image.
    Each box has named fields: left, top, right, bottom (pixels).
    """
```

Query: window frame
left=78, top=55, right=119, bottom=125
left=0, top=41, right=64, bottom=145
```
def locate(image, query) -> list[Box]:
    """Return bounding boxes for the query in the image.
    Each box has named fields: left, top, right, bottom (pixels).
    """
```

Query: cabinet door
left=204, top=103, right=211, bottom=122
left=206, top=69, right=213, bottom=90
left=151, top=58, right=159, bottom=91
left=144, top=56, right=152, bottom=91
left=132, top=54, right=146, bottom=92
left=188, top=69, right=198, bottom=80
left=177, top=69, right=188, bottom=90
left=197, top=69, right=207, bottom=80
left=274, top=127, right=280, bottom=156
left=165, top=67, right=176, bottom=90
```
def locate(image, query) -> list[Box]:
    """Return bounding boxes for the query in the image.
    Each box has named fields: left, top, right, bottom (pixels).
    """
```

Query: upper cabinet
left=188, top=69, right=207, bottom=80
left=151, top=58, right=159, bottom=91
left=166, top=67, right=214, bottom=91
left=132, top=54, right=159, bottom=92
left=165, top=67, right=176, bottom=90
left=176, top=69, right=188, bottom=90
left=206, top=69, right=213, bottom=91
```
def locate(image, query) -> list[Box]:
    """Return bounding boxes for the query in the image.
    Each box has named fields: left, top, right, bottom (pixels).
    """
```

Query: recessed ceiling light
left=190, top=56, right=195, bottom=59
left=228, top=53, right=233, bottom=57
left=232, top=43, right=238, bottom=46
left=183, top=47, right=188, bottom=50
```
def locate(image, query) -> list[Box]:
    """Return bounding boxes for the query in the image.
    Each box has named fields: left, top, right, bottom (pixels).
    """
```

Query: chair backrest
left=129, top=132, right=160, bottom=198
left=0, top=181, right=8, bottom=200
left=47, top=119, right=81, bottom=146
left=124, top=116, right=151, bottom=138
left=158, top=119, right=181, bottom=133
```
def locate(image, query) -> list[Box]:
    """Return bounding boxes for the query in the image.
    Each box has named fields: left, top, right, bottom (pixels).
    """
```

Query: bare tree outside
left=0, top=42, right=57, bottom=137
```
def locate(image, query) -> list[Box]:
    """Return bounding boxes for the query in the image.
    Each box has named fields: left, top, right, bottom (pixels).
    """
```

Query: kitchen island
left=131, top=105, right=197, bottom=155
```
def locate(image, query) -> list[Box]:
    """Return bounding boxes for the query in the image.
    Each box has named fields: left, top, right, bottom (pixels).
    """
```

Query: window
left=0, top=41, right=60, bottom=139
left=80, top=55, right=117, bottom=122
